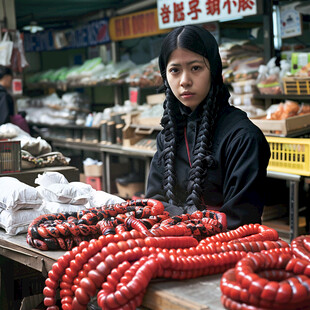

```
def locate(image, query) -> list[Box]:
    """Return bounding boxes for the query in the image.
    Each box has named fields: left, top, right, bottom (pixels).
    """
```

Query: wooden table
left=0, top=230, right=225, bottom=310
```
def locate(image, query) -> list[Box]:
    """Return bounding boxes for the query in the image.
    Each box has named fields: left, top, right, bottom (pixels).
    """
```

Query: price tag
left=12, top=79, right=23, bottom=95
left=129, top=87, right=139, bottom=105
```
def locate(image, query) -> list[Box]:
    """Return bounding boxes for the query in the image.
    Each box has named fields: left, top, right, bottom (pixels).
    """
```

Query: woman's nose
left=180, top=72, right=192, bottom=87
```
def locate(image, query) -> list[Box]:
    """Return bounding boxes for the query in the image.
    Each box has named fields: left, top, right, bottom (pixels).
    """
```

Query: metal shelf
left=254, top=94, right=310, bottom=101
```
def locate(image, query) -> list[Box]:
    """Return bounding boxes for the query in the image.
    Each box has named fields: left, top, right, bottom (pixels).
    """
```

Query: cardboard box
left=251, top=113, right=310, bottom=136
left=83, top=164, right=103, bottom=177
left=116, top=181, right=145, bottom=199
left=134, top=116, right=162, bottom=127
left=146, top=93, right=165, bottom=105
left=128, top=110, right=162, bottom=127
left=80, top=173, right=86, bottom=183
left=122, top=125, right=145, bottom=147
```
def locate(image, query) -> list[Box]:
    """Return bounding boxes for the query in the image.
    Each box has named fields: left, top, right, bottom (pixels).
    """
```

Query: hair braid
left=185, top=84, right=221, bottom=211
left=160, top=85, right=179, bottom=205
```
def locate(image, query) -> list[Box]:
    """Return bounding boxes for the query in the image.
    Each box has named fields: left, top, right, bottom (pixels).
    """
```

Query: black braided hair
left=158, top=25, right=230, bottom=209
left=159, top=81, right=178, bottom=204
left=185, top=84, right=221, bottom=212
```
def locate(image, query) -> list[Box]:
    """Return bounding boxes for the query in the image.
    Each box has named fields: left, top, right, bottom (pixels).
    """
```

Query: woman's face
left=166, top=48, right=211, bottom=111
left=0, top=75, right=12, bottom=89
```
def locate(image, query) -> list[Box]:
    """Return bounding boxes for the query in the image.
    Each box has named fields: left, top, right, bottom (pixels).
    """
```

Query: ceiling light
left=22, top=21, right=44, bottom=33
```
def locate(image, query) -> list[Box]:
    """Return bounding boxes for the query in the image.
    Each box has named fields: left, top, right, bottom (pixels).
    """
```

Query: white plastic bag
left=0, top=32, right=13, bottom=66
left=0, top=177, right=43, bottom=211
left=0, top=208, right=45, bottom=235
left=42, top=201, right=88, bottom=214
left=89, top=190, right=125, bottom=208
left=35, top=171, right=69, bottom=187
left=36, top=182, right=94, bottom=205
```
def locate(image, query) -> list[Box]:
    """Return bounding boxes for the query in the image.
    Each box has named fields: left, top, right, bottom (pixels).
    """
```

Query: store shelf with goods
left=18, top=0, right=309, bottom=230
left=254, top=94, right=310, bottom=101
left=249, top=96, right=310, bottom=137
left=29, top=122, right=101, bottom=143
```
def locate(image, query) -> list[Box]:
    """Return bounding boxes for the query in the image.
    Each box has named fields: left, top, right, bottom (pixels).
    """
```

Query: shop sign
left=280, top=3, right=302, bottom=39
left=109, top=8, right=170, bottom=41
left=23, top=18, right=110, bottom=52
left=202, top=22, right=220, bottom=42
left=157, top=0, right=257, bottom=29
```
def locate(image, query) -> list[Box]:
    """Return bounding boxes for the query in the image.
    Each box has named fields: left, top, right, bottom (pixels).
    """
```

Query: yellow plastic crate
left=283, top=77, right=310, bottom=95
left=266, top=136, right=310, bottom=176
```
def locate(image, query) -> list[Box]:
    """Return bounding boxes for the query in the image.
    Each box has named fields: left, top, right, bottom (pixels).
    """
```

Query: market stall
left=1, top=0, right=310, bottom=309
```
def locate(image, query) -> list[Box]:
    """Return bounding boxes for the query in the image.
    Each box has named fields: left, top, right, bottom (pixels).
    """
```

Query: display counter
left=49, top=139, right=310, bottom=242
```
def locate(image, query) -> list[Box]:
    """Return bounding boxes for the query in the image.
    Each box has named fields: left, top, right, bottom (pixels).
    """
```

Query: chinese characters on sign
left=109, top=8, right=170, bottom=41
left=157, top=0, right=257, bottom=29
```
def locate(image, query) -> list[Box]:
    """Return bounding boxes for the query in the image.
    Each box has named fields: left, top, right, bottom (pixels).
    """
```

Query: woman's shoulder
left=216, top=105, right=265, bottom=139
left=219, top=105, right=248, bottom=121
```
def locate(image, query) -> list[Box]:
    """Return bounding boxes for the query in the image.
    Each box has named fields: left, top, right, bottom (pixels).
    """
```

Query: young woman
left=146, top=25, right=270, bottom=230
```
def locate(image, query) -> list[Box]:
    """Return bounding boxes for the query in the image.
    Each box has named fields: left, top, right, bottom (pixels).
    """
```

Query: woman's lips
left=181, top=92, right=194, bottom=99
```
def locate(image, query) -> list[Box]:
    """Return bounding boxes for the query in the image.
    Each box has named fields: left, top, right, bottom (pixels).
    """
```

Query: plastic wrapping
left=256, top=60, right=282, bottom=95
left=0, top=32, right=13, bottom=66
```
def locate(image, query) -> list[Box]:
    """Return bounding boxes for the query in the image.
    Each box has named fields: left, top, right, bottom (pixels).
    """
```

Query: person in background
left=146, top=25, right=271, bottom=230
left=0, top=65, right=14, bottom=125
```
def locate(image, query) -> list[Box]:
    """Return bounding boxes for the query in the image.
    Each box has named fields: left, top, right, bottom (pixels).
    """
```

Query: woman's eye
left=169, top=67, right=179, bottom=74
left=192, top=66, right=201, bottom=71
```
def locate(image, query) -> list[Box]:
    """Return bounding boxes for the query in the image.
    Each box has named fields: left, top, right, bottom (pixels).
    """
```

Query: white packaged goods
left=42, top=201, right=88, bottom=214
left=89, top=190, right=125, bottom=208
left=0, top=208, right=45, bottom=235
left=36, top=182, right=93, bottom=205
left=35, top=171, right=69, bottom=187
left=0, top=177, right=43, bottom=211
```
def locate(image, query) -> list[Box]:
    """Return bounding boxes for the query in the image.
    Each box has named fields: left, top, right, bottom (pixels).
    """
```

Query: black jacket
left=146, top=104, right=271, bottom=230
left=0, top=85, right=14, bottom=125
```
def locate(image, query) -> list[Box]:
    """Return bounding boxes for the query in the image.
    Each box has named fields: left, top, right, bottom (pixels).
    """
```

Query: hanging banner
left=23, top=18, right=110, bottom=52
left=157, top=0, right=257, bottom=29
left=109, top=8, right=170, bottom=41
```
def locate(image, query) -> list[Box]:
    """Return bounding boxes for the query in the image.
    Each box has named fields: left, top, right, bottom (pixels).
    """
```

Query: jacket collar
left=178, top=101, right=204, bottom=122
left=0, top=85, right=7, bottom=92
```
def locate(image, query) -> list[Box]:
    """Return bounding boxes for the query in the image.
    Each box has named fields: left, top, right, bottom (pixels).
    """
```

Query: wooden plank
left=0, top=231, right=61, bottom=273
left=0, top=239, right=55, bottom=275
left=142, top=275, right=224, bottom=310
left=143, top=286, right=209, bottom=310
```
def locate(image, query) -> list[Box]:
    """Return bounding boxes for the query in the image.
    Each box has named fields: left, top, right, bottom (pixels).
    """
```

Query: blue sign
left=24, top=18, right=110, bottom=52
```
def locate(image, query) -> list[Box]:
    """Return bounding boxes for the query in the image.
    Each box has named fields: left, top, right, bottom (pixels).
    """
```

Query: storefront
left=0, top=0, right=310, bottom=309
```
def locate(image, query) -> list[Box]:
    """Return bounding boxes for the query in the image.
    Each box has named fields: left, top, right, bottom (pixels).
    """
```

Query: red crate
left=0, top=140, right=21, bottom=173
left=86, top=176, right=102, bottom=190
